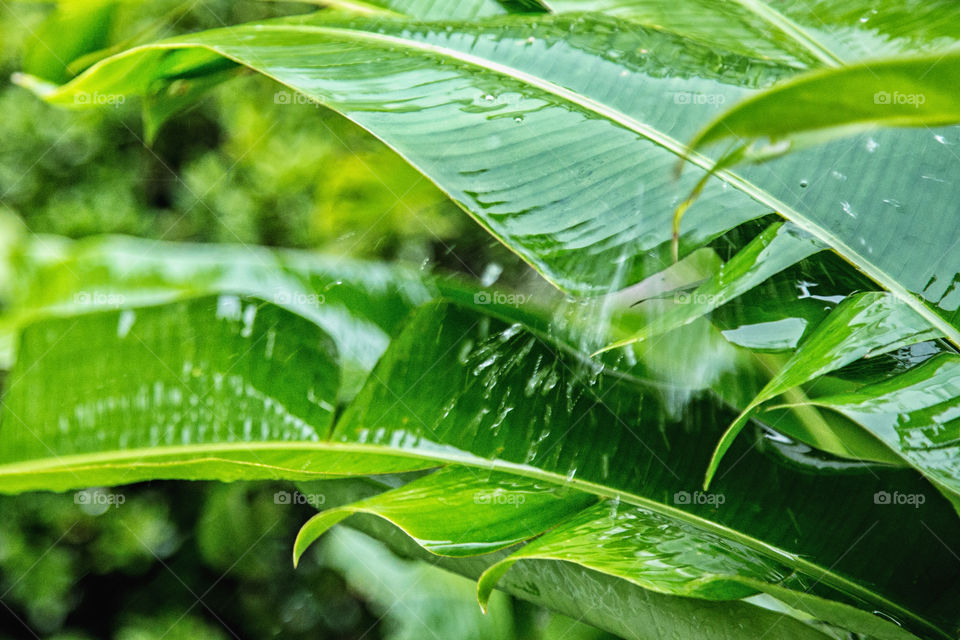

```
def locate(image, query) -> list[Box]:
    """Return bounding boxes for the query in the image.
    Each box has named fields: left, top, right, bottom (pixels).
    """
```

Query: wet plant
left=4, top=1, right=960, bottom=639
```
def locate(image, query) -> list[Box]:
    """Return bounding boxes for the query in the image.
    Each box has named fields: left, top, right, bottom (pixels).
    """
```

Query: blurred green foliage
left=0, top=1, right=597, bottom=638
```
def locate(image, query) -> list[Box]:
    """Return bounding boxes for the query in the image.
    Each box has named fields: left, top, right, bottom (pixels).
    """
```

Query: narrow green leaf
left=691, top=51, right=960, bottom=152
left=22, top=0, right=116, bottom=83
left=705, top=292, right=941, bottom=488
left=548, top=1, right=960, bottom=65
left=293, top=466, right=595, bottom=565
left=806, top=353, right=960, bottom=511
left=342, top=499, right=840, bottom=640
left=600, top=222, right=823, bottom=353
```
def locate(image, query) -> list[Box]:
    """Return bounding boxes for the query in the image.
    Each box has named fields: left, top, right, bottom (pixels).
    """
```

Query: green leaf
left=23, top=12, right=796, bottom=295
left=690, top=51, right=960, bottom=152
left=474, top=499, right=925, bottom=640
left=293, top=466, right=596, bottom=564
left=337, top=497, right=840, bottom=640
left=22, top=0, right=117, bottom=84
left=2, top=234, right=436, bottom=397
left=4, top=296, right=960, bottom=637
left=600, top=222, right=824, bottom=352
left=705, top=292, right=942, bottom=488
left=805, top=353, right=960, bottom=512
left=332, top=302, right=960, bottom=640
left=547, top=0, right=960, bottom=64
left=0, top=295, right=436, bottom=491
left=24, top=11, right=960, bottom=355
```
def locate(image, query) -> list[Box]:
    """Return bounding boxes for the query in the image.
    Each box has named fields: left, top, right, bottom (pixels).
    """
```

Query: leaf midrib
left=730, top=0, right=843, bottom=67
left=0, top=438, right=940, bottom=636
left=67, top=21, right=954, bottom=348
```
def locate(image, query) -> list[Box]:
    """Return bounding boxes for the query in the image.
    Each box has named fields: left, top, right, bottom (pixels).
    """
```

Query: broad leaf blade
left=2, top=296, right=959, bottom=639
left=475, top=500, right=921, bottom=640
left=0, top=296, right=433, bottom=491
left=27, top=13, right=795, bottom=295
left=26, top=12, right=960, bottom=351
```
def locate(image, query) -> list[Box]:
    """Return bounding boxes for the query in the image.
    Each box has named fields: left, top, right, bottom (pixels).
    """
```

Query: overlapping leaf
left=5, top=295, right=958, bottom=638
left=706, top=292, right=943, bottom=488
left=19, top=9, right=960, bottom=353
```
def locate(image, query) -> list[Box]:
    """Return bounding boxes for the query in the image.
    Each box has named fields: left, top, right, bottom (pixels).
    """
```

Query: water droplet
left=525, top=36, right=535, bottom=45
left=799, top=180, right=808, bottom=188
left=513, top=116, right=524, bottom=124
left=481, top=263, right=503, bottom=286
left=865, top=138, right=879, bottom=153
left=483, top=94, right=495, bottom=102
left=117, top=310, right=136, bottom=338
left=841, top=201, right=856, bottom=218
left=935, top=134, right=948, bottom=145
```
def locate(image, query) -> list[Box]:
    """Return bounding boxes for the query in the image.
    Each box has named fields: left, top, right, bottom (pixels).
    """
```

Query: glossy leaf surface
left=3, top=298, right=960, bottom=638
left=810, top=354, right=960, bottom=511
left=602, top=222, right=823, bottom=352
left=691, top=51, right=960, bottom=150
left=705, top=292, right=942, bottom=487
left=24, top=11, right=960, bottom=351
left=294, top=466, right=595, bottom=563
